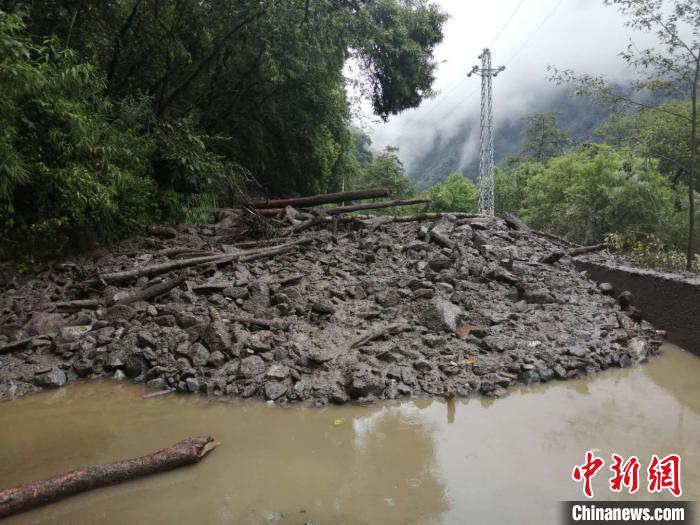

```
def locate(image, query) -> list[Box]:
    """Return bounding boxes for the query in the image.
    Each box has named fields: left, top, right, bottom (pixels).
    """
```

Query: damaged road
left=0, top=213, right=661, bottom=405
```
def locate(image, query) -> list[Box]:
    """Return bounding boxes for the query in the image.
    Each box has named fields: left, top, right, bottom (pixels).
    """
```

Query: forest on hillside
left=0, top=0, right=446, bottom=255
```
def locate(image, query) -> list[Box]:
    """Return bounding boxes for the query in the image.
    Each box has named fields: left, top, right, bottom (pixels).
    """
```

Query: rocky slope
left=0, top=214, right=660, bottom=404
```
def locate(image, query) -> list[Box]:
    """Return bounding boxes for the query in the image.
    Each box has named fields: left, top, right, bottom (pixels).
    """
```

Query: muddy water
left=1, top=343, right=699, bottom=525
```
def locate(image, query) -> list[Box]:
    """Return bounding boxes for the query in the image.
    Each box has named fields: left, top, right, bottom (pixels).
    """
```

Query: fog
left=361, top=0, right=662, bottom=171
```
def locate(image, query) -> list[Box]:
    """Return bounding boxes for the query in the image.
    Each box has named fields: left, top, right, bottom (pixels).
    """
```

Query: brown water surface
left=1, top=343, right=698, bottom=524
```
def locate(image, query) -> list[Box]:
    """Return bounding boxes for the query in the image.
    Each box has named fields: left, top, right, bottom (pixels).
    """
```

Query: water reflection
left=0, top=344, right=698, bottom=525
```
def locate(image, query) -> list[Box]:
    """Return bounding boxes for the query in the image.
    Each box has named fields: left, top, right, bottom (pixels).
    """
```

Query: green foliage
left=0, top=12, right=160, bottom=253
left=0, top=0, right=447, bottom=256
left=523, top=146, right=677, bottom=244
left=358, top=146, right=416, bottom=199
left=518, top=112, right=570, bottom=163
left=606, top=232, right=700, bottom=273
left=352, top=0, right=447, bottom=119
left=427, top=171, right=478, bottom=213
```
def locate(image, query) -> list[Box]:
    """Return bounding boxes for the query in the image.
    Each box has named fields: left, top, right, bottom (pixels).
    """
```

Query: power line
left=490, top=0, right=527, bottom=48
left=504, top=0, right=565, bottom=65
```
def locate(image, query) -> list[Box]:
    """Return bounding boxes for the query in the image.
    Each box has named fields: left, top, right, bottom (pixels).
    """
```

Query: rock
left=567, top=345, right=588, bottom=358
left=223, top=286, right=248, bottom=300
left=428, top=255, right=451, bottom=272
left=105, top=305, right=136, bottom=322
left=266, top=364, right=290, bottom=380
left=627, top=337, right=649, bottom=363
left=137, top=331, right=157, bottom=349
left=208, top=350, right=227, bottom=367
left=239, top=355, right=266, bottom=378
left=105, top=353, right=125, bottom=371
left=375, top=290, right=401, bottom=308
left=175, top=311, right=199, bottom=329
left=125, top=355, right=148, bottom=378
left=201, top=321, right=232, bottom=354
left=307, top=348, right=334, bottom=364
left=58, top=325, right=90, bottom=343
left=523, top=287, right=554, bottom=304
left=72, top=360, right=94, bottom=378
left=413, top=359, right=432, bottom=372
left=247, top=331, right=273, bottom=352
left=34, top=368, right=67, bottom=388
left=185, top=377, right=200, bottom=393
left=480, top=335, right=513, bottom=353
left=598, top=282, right=615, bottom=295
left=155, top=315, right=177, bottom=327
left=21, top=313, right=63, bottom=337
left=188, top=343, right=211, bottom=367
left=311, top=301, right=335, bottom=315
left=418, top=297, right=462, bottom=332
left=348, top=365, right=385, bottom=398
left=264, top=381, right=287, bottom=400
left=617, top=291, right=633, bottom=309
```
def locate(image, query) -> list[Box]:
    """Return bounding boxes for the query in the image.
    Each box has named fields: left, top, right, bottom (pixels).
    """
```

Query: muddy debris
left=0, top=213, right=662, bottom=405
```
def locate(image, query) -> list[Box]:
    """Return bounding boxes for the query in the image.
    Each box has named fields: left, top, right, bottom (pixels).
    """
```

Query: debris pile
left=0, top=190, right=660, bottom=404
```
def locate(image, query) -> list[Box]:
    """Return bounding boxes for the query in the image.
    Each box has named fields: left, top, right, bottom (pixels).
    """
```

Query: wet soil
left=0, top=343, right=697, bottom=525
left=0, top=215, right=659, bottom=404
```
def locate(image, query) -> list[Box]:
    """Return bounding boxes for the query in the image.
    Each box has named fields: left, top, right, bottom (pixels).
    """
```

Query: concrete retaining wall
left=576, top=259, right=700, bottom=355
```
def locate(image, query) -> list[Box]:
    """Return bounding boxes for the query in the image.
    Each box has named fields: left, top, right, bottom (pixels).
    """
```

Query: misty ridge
left=399, top=84, right=667, bottom=190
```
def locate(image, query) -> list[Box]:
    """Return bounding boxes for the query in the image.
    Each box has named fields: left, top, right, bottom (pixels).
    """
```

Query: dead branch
left=349, top=323, right=411, bottom=350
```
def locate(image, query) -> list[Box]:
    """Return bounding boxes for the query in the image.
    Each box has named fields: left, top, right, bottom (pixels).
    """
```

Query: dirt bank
left=0, top=214, right=660, bottom=404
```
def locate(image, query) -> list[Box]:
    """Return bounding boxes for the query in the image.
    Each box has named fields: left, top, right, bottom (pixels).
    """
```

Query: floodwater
left=1, top=343, right=699, bottom=525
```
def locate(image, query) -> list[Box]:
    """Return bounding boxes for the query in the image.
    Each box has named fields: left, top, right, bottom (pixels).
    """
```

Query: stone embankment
left=0, top=214, right=659, bottom=404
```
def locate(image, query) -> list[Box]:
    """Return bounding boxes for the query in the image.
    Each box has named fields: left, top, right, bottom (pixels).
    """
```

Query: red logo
left=648, top=454, right=682, bottom=497
left=573, top=452, right=682, bottom=498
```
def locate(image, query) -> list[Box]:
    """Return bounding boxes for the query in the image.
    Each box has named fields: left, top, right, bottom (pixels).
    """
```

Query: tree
left=523, top=145, right=677, bottom=244
left=356, top=146, right=416, bottom=199
left=549, top=0, right=700, bottom=270
left=426, top=171, right=478, bottom=213
left=519, top=112, right=570, bottom=163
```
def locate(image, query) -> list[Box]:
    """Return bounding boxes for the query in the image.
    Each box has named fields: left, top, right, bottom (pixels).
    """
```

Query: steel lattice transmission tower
left=468, top=48, right=505, bottom=216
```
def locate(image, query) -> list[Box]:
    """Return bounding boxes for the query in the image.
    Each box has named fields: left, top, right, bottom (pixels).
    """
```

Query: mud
left=0, top=214, right=660, bottom=404
left=0, top=343, right=697, bottom=525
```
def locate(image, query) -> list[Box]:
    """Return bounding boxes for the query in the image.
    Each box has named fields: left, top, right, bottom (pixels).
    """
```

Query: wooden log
left=0, top=336, right=45, bottom=355
left=230, top=315, right=289, bottom=330
left=309, top=198, right=431, bottom=216
left=253, top=187, right=390, bottom=209
left=84, top=239, right=310, bottom=287
left=540, top=243, right=608, bottom=264
left=0, top=436, right=219, bottom=519
left=112, top=275, right=187, bottom=306
left=50, top=299, right=102, bottom=312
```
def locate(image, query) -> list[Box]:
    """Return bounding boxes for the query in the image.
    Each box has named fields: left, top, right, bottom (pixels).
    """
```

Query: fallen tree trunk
left=51, top=299, right=102, bottom=312
left=112, top=275, right=188, bottom=306
left=0, top=436, right=219, bottom=519
left=84, top=239, right=310, bottom=287
left=253, top=187, right=390, bottom=209
left=310, top=198, right=430, bottom=216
